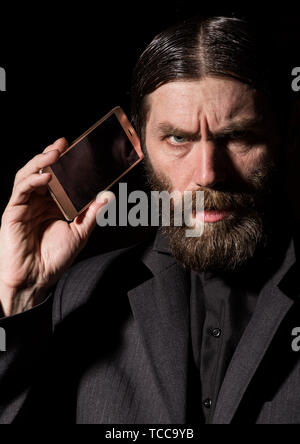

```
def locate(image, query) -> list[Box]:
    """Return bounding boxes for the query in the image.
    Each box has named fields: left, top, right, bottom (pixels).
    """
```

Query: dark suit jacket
left=0, top=227, right=300, bottom=424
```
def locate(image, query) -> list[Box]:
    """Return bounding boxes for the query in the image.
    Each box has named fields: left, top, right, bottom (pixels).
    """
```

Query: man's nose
left=192, top=140, right=227, bottom=188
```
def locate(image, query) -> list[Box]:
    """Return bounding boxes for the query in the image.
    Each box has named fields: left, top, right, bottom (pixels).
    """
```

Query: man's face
left=143, top=77, right=281, bottom=272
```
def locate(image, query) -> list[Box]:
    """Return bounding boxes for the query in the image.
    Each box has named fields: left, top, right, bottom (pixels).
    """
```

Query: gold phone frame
left=44, top=106, right=143, bottom=221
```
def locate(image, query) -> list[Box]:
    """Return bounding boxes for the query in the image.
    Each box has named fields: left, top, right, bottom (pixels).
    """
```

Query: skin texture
left=145, top=77, right=279, bottom=195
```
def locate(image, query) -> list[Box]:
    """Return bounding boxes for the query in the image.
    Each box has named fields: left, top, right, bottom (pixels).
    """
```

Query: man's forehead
left=146, top=77, right=260, bottom=130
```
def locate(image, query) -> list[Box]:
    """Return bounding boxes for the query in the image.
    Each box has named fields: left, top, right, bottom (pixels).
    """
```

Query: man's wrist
left=0, top=282, right=48, bottom=317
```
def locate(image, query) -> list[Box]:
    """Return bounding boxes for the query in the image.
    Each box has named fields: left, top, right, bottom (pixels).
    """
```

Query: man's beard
left=143, top=149, right=282, bottom=273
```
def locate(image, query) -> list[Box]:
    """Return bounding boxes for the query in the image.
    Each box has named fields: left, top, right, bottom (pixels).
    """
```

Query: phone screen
left=50, top=113, right=139, bottom=212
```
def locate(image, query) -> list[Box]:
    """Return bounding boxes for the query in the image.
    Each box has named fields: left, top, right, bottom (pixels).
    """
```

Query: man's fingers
left=9, top=172, right=52, bottom=207
left=14, top=138, right=69, bottom=187
left=14, top=150, right=58, bottom=187
left=43, top=137, right=69, bottom=154
left=70, top=192, right=115, bottom=241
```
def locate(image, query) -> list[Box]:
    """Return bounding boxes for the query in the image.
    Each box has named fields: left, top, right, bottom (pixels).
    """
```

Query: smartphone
left=44, top=106, right=143, bottom=221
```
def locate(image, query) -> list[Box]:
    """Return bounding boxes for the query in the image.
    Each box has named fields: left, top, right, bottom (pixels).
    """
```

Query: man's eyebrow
left=213, top=117, right=265, bottom=138
left=157, top=123, right=200, bottom=139
left=156, top=117, right=264, bottom=139
left=157, top=122, right=199, bottom=135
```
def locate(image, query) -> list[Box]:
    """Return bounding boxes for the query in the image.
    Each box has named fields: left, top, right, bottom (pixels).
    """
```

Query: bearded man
left=0, top=16, right=299, bottom=424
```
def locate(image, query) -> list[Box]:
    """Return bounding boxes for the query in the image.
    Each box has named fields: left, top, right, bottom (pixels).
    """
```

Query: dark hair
left=131, top=16, right=291, bottom=146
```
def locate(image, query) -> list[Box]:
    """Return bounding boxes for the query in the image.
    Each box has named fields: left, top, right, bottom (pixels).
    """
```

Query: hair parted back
left=131, top=15, right=291, bottom=146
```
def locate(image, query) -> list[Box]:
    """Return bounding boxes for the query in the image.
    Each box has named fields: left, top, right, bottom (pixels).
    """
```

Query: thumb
left=72, top=191, right=116, bottom=240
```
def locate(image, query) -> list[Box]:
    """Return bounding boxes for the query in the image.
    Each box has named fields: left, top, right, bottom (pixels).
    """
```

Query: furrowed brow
left=157, top=122, right=200, bottom=139
left=213, top=117, right=264, bottom=138
left=156, top=117, right=264, bottom=140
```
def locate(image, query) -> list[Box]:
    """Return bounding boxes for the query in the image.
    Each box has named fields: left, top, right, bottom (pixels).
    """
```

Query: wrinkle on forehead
left=147, top=77, right=259, bottom=134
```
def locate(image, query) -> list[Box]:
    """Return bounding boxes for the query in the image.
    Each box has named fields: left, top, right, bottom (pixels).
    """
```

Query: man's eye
left=230, top=131, right=248, bottom=140
left=169, top=135, right=187, bottom=144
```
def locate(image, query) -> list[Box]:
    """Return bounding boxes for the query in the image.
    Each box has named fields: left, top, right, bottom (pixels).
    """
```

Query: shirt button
left=210, top=327, right=222, bottom=338
left=203, top=398, right=212, bottom=409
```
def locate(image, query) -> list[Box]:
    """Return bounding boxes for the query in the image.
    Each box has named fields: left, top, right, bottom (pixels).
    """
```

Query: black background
left=1, top=1, right=300, bottom=259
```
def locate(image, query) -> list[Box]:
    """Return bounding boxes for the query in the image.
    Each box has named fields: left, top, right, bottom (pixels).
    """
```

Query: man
left=0, top=16, right=299, bottom=424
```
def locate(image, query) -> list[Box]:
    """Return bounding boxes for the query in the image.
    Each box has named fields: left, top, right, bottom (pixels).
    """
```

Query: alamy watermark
left=0, top=67, right=6, bottom=92
left=291, top=327, right=300, bottom=352
left=0, top=327, right=6, bottom=352
left=96, top=183, right=205, bottom=238
left=291, top=67, right=300, bottom=92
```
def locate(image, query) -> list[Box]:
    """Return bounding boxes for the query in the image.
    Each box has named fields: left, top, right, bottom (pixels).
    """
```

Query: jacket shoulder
left=52, top=238, right=153, bottom=323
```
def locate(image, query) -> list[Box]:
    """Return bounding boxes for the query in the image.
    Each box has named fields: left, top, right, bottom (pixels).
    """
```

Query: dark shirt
left=188, top=269, right=259, bottom=422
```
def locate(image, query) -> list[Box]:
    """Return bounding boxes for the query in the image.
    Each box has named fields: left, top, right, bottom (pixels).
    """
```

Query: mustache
left=182, top=188, right=258, bottom=212
left=176, top=162, right=277, bottom=213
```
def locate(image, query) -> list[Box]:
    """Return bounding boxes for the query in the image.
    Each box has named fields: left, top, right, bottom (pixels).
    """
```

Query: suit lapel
left=212, top=236, right=298, bottom=424
left=127, top=250, right=190, bottom=424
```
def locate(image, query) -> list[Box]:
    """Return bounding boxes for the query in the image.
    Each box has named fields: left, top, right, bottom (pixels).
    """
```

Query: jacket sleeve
left=0, top=270, right=70, bottom=424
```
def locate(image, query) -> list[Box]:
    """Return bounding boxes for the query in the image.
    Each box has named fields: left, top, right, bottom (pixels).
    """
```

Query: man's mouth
left=193, top=209, right=234, bottom=223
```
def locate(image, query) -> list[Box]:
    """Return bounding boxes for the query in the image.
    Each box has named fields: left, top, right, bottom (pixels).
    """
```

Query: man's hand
left=0, top=138, right=107, bottom=316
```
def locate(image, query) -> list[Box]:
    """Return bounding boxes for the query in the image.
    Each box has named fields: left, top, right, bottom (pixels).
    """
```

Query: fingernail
left=96, top=190, right=116, bottom=205
left=43, top=149, right=59, bottom=155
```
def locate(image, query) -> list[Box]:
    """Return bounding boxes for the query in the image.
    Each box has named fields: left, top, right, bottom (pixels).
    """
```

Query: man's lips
left=194, top=209, right=234, bottom=222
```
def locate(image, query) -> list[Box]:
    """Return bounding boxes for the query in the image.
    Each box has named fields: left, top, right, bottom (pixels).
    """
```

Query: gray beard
left=162, top=211, right=265, bottom=273
left=143, top=149, right=280, bottom=273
